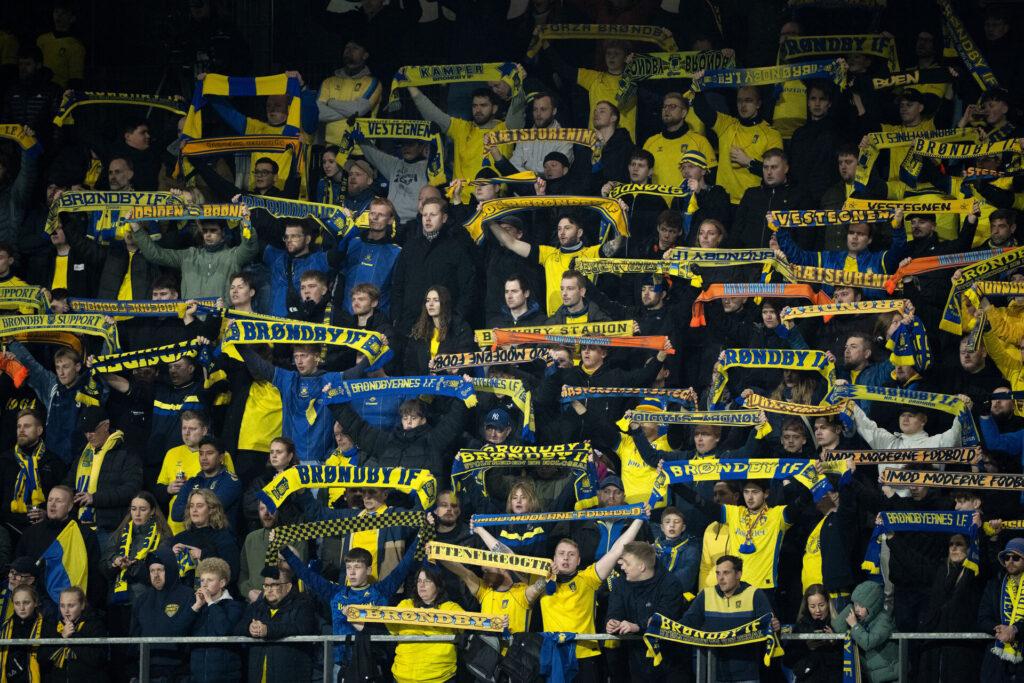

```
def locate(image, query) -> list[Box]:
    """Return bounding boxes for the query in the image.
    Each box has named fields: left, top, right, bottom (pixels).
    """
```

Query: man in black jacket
left=236, top=566, right=318, bottom=682
left=733, top=148, right=812, bottom=249
left=130, top=547, right=195, bottom=681
left=789, top=81, right=842, bottom=208
left=0, top=409, right=65, bottom=538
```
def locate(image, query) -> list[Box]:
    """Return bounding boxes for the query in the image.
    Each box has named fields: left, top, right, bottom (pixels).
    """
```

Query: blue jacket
left=183, top=593, right=245, bottom=683
left=682, top=581, right=773, bottom=681
left=171, top=469, right=242, bottom=531
left=281, top=540, right=419, bottom=664
left=776, top=223, right=908, bottom=298
left=342, top=235, right=402, bottom=316
left=262, top=246, right=337, bottom=318
left=837, top=361, right=895, bottom=416
left=653, top=533, right=700, bottom=593
left=980, top=415, right=1024, bottom=458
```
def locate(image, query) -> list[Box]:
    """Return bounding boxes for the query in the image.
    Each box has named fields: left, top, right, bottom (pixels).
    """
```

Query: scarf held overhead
left=829, top=383, right=979, bottom=446
left=940, top=247, right=1024, bottom=334
left=526, top=24, right=677, bottom=59
left=691, top=284, right=833, bottom=327
left=779, top=34, right=898, bottom=71
left=345, top=604, right=506, bottom=633
left=692, top=59, right=846, bottom=92
left=712, top=348, right=835, bottom=408
left=880, top=469, right=1024, bottom=490
left=323, top=376, right=477, bottom=408
left=451, top=443, right=596, bottom=509
left=258, top=465, right=437, bottom=514
left=43, top=190, right=186, bottom=235
left=470, top=377, right=535, bottom=441
left=342, top=117, right=446, bottom=186
left=90, top=339, right=207, bottom=373
left=471, top=504, right=646, bottom=527
left=654, top=458, right=833, bottom=504
left=53, top=91, right=186, bottom=127
left=0, top=314, right=119, bottom=352
left=266, top=513, right=433, bottom=569
left=616, top=50, right=735, bottom=103
left=490, top=329, right=670, bottom=353
left=475, top=319, right=632, bottom=347
left=387, top=62, right=523, bottom=110
left=431, top=346, right=549, bottom=370
left=863, top=510, right=978, bottom=575
left=220, top=319, right=391, bottom=368
left=427, top=542, right=552, bottom=576
left=463, top=195, right=628, bottom=245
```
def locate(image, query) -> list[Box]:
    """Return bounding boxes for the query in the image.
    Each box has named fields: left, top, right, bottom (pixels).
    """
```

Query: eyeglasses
left=262, top=581, right=290, bottom=589
left=254, top=169, right=274, bottom=177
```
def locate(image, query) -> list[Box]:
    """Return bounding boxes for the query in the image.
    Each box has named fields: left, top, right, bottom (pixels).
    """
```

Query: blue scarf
left=862, top=510, right=978, bottom=577
left=324, top=376, right=477, bottom=407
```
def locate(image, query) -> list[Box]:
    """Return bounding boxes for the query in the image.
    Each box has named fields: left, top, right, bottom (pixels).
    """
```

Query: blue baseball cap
left=485, top=409, right=511, bottom=430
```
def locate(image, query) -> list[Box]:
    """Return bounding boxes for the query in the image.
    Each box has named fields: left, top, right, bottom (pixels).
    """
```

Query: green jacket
left=132, top=227, right=257, bottom=300
left=832, top=581, right=898, bottom=683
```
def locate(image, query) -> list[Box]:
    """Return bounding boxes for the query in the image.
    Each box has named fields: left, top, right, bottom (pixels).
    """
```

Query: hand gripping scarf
left=0, top=285, right=49, bottom=313
left=427, top=542, right=552, bottom=576
left=115, top=202, right=253, bottom=238
left=0, top=314, right=119, bottom=353
left=220, top=318, right=391, bottom=369
left=624, top=408, right=764, bottom=427
left=346, top=604, right=507, bottom=634
left=471, top=377, right=534, bottom=441
left=781, top=299, right=910, bottom=326
left=431, top=346, right=549, bottom=371
left=258, top=465, right=437, bottom=514
left=0, top=124, right=42, bottom=158
left=653, top=458, right=833, bottom=505
left=179, top=134, right=302, bottom=159
left=664, top=247, right=796, bottom=287
left=463, top=195, right=628, bottom=245
left=608, top=183, right=691, bottom=201
left=265, top=513, right=433, bottom=571
left=68, top=297, right=218, bottom=318
left=871, top=67, right=953, bottom=91
left=324, top=376, right=477, bottom=408
left=828, top=383, right=980, bottom=446
left=474, top=319, right=633, bottom=348
left=853, top=127, right=979, bottom=192
left=75, top=430, right=125, bottom=525
left=471, top=504, right=646, bottom=527
left=0, top=613, right=43, bottom=682
left=53, top=90, right=187, bottom=126
left=691, top=284, right=833, bottom=327
left=43, top=190, right=187, bottom=237
left=863, top=510, right=978, bottom=575
left=711, top=349, right=836, bottom=409
left=482, top=128, right=600, bottom=155
left=938, top=0, right=999, bottom=91
left=90, top=339, right=209, bottom=373
left=526, top=24, right=677, bottom=59
left=643, top=612, right=781, bottom=667
left=779, top=35, right=898, bottom=71
left=342, top=118, right=446, bottom=185
left=994, top=574, right=1024, bottom=662
left=490, top=329, right=670, bottom=354
left=11, top=442, right=46, bottom=514
left=616, top=50, right=735, bottom=104
left=887, top=317, right=931, bottom=369
left=451, top=443, right=597, bottom=509
left=880, top=469, right=1024, bottom=491
left=767, top=208, right=893, bottom=231
left=691, top=59, right=846, bottom=92
left=387, top=62, right=523, bottom=110
left=112, top=522, right=160, bottom=603
left=939, top=247, right=1024, bottom=334
left=239, top=194, right=353, bottom=237
left=884, top=247, right=1016, bottom=294
left=181, top=73, right=303, bottom=142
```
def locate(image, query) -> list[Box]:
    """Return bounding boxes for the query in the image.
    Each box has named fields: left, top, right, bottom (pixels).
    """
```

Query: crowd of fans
left=4, top=0, right=1024, bottom=682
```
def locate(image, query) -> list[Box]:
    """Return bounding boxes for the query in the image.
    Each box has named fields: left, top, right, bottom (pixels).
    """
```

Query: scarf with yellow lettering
left=179, top=134, right=301, bottom=159
left=870, top=67, right=953, bottom=91
left=324, top=376, right=477, bottom=409
left=692, top=59, right=846, bottom=92
left=91, top=340, right=208, bottom=373
left=0, top=285, right=49, bottom=313
left=472, top=504, right=646, bottom=527
left=843, top=197, right=975, bottom=217
left=643, top=612, right=780, bottom=667
left=963, top=166, right=1024, bottom=184
left=451, top=443, right=597, bottom=510
left=346, top=604, right=506, bottom=633
left=112, top=521, right=161, bottom=602
left=490, top=329, right=669, bottom=353
left=0, top=612, right=43, bottom=682
left=616, top=51, right=735, bottom=104
left=854, top=127, right=979, bottom=192
left=572, top=258, right=673, bottom=277
left=526, top=24, right=677, bottom=59
left=387, top=63, right=523, bottom=110
left=786, top=264, right=892, bottom=290
left=739, top=394, right=853, bottom=420
left=474, top=319, right=633, bottom=348
left=665, top=247, right=796, bottom=287
left=912, top=136, right=1022, bottom=160
left=972, top=281, right=1024, bottom=298
left=482, top=128, right=600, bottom=154
left=779, top=35, right=898, bottom=71
left=11, top=442, right=45, bottom=514
left=220, top=318, right=391, bottom=369
left=0, top=124, right=42, bottom=158
left=259, top=465, right=437, bottom=514
left=938, top=0, right=999, bottom=91
left=624, top=408, right=772, bottom=441
left=880, top=469, right=1024, bottom=491
left=781, top=299, right=910, bottom=325
left=342, top=118, right=446, bottom=186
left=995, top=574, right=1024, bottom=662
left=692, top=284, right=832, bottom=326
left=712, top=348, right=836, bottom=409
left=863, top=510, right=978, bottom=575
left=427, top=542, right=551, bottom=576
left=940, top=246, right=1024, bottom=333
left=239, top=194, right=353, bottom=237
left=69, top=297, right=217, bottom=318
left=767, top=208, right=893, bottom=231
left=610, top=184, right=700, bottom=229
left=75, top=431, right=125, bottom=525
left=266, top=513, right=433, bottom=570
left=43, top=190, right=187, bottom=238
left=471, top=377, right=534, bottom=441
left=0, top=314, right=119, bottom=353
left=654, top=458, right=832, bottom=504
left=53, top=90, right=187, bottom=126
left=431, top=347, right=548, bottom=371
left=829, top=383, right=979, bottom=446
left=463, top=195, right=628, bottom=245
left=445, top=171, right=538, bottom=200
left=114, top=202, right=252, bottom=238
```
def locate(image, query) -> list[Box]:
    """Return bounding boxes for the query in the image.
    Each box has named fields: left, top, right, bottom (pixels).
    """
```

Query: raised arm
left=488, top=221, right=531, bottom=258
left=280, top=545, right=339, bottom=604
left=408, top=86, right=453, bottom=133
left=595, top=514, right=647, bottom=580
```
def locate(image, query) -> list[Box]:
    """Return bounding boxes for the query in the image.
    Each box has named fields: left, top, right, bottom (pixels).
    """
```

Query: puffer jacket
left=832, top=581, right=898, bottom=683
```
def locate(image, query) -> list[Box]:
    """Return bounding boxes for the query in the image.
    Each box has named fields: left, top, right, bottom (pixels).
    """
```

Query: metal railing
left=0, top=631, right=995, bottom=682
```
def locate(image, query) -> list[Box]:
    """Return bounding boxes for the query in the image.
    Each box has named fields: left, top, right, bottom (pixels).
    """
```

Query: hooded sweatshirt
left=129, top=548, right=195, bottom=673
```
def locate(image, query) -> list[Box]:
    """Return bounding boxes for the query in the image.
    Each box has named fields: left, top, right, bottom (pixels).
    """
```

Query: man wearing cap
left=62, top=407, right=141, bottom=548
left=734, top=147, right=811, bottom=249
left=317, top=38, right=382, bottom=146
left=980, top=537, right=1024, bottom=681
left=642, top=92, right=716, bottom=188
left=342, top=158, right=380, bottom=221
left=675, top=151, right=730, bottom=239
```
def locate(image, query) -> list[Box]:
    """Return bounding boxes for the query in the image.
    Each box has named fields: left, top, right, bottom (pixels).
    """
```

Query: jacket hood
left=147, top=545, right=181, bottom=591
left=850, top=580, right=885, bottom=623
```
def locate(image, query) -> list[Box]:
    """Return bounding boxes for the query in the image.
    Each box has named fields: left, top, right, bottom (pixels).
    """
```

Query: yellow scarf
left=0, top=612, right=43, bottom=682
left=75, top=431, right=124, bottom=525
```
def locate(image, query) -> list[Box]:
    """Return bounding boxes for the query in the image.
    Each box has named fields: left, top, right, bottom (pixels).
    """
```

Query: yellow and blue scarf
left=616, top=50, right=734, bottom=103
left=112, top=521, right=161, bottom=602
left=53, top=90, right=186, bottom=127
left=863, top=510, right=978, bottom=575
left=463, top=195, right=628, bottom=245
left=643, top=612, right=780, bottom=667
left=712, top=348, right=835, bottom=409
left=324, top=376, right=476, bottom=408
left=11, top=442, right=45, bottom=514
left=0, top=314, right=119, bottom=354
left=654, top=458, right=832, bottom=504
left=829, top=383, right=979, bottom=446
left=527, top=24, right=677, bottom=59
left=75, top=431, right=125, bottom=525
left=258, top=465, right=437, bottom=514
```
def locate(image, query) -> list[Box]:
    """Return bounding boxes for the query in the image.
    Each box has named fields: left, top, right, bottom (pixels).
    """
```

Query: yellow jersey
left=802, top=516, right=826, bottom=593
left=772, top=81, right=807, bottom=140
left=388, top=598, right=460, bottom=683
left=535, top=244, right=601, bottom=315
left=539, top=564, right=602, bottom=658
left=478, top=582, right=532, bottom=636
left=318, top=73, right=382, bottom=144
left=615, top=417, right=672, bottom=506
left=447, top=117, right=512, bottom=202
left=723, top=504, right=791, bottom=589
left=642, top=129, right=717, bottom=188
left=578, top=68, right=636, bottom=138
left=36, top=32, right=85, bottom=87
left=699, top=521, right=732, bottom=588
left=712, top=114, right=783, bottom=204
left=156, top=445, right=236, bottom=535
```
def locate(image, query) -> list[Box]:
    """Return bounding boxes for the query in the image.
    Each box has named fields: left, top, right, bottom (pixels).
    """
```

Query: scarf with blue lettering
left=862, top=510, right=978, bottom=577
left=387, top=62, right=523, bottom=110
left=941, top=247, right=1024, bottom=334
left=0, top=314, right=120, bottom=354
left=778, top=34, right=898, bottom=72
left=691, top=59, right=846, bottom=92
left=616, top=50, right=734, bottom=104
left=53, top=91, right=187, bottom=126
left=653, top=458, right=833, bottom=505
left=0, top=285, right=49, bottom=313
left=258, top=464, right=437, bottom=514
left=344, top=118, right=446, bottom=186
left=828, top=383, right=979, bottom=446
left=239, top=194, right=353, bottom=237
left=68, top=298, right=218, bottom=317
left=324, top=376, right=476, bottom=408
left=43, top=190, right=187, bottom=240
left=219, top=318, right=392, bottom=370
left=472, top=504, right=646, bottom=528
left=691, top=284, right=832, bottom=327
left=463, top=195, right=628, bottom=245
left=526, top=24, right=677, bottom=59
left=712, top=348, right=836, bottom=409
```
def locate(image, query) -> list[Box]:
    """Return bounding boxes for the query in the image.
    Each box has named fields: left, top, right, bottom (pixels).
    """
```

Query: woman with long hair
left=407, top=285, right=474, bottom=374
left=170, top=489, right=240, bottom=585
left=388, top=566, right=462, bottom=683
left=0, top=585, right=51, bottom=683
left=242, top=436, right=303, bottom=533
left=785, top=584, right=843, bottom=682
